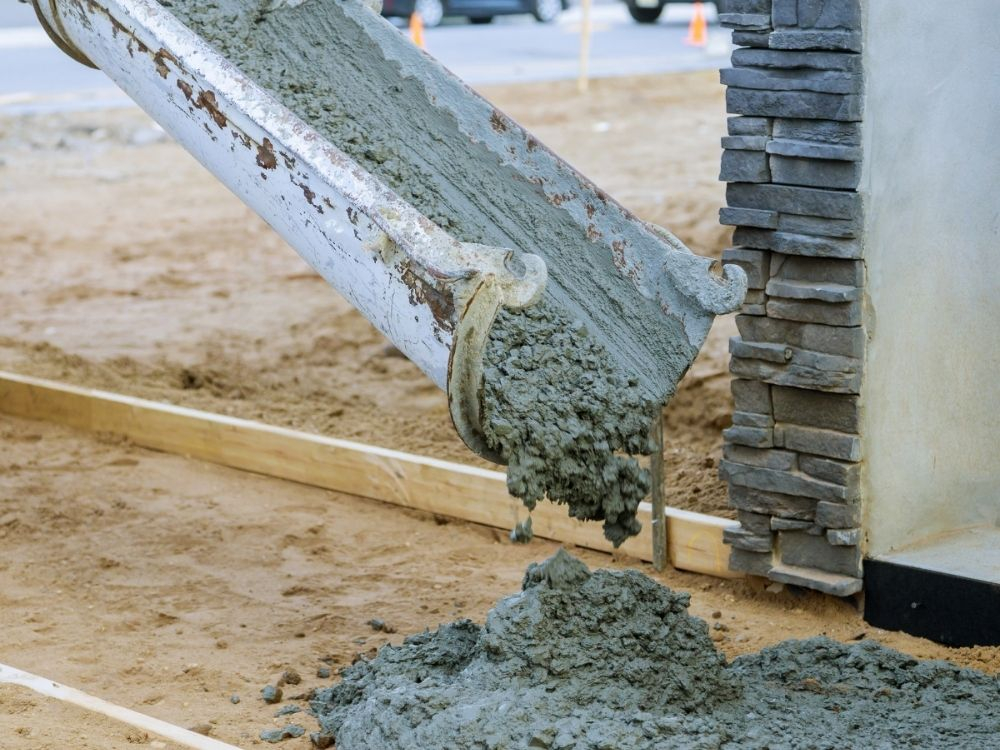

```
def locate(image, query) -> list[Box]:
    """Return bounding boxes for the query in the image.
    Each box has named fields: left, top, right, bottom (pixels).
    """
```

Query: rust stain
left=585, top=203, right=596, bottom=219
left=194, top=90, right=227, bottom=129
left=611, top=240, right=626, bottom=272
left=526, top=137, right=538, bottom=152
left=489, top=110, right=507, bottom=133
left=586, top=224, right=603, bottom=242
left=256, top=138, right=278, bottom=170
left=176, top=79, right=193, bottom=101
left=153, top=48, right=176, bottom=79
left=398, top=263, right=455, bottom=335
left=346, top=206, right=359, bottom=226
left=549, top=193, right=572, bottom=207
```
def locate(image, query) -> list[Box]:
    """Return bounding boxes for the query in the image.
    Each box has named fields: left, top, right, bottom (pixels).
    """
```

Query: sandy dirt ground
left=0, top=70, right=735, bottom=518
left=1, top=416, right=998, bottom=748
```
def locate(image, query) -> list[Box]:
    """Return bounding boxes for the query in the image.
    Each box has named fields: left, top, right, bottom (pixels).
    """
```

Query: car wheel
left=469, top=15, right=494, bottom=23
left=415, top=0, right=445, bottom=27
left=627, top=4, right=663, bottom=23
left=532, top=0, right=561, bottom=23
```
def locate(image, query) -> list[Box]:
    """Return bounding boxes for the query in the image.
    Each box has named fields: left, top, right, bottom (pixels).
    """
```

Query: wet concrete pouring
left=137, top=2, right=1000, bottom=747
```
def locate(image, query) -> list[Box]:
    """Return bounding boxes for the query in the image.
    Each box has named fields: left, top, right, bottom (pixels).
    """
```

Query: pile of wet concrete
left=299, top=550, right=1000, bottom=750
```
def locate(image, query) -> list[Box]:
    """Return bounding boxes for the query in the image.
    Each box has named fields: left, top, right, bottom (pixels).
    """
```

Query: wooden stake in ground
left=650, top=413, right=668, bottom=571
left=577, top=0, right=592, bottom=93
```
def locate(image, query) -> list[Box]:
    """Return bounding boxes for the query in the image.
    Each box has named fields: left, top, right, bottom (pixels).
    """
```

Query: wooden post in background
left=577, top=0, right=592, bottom=93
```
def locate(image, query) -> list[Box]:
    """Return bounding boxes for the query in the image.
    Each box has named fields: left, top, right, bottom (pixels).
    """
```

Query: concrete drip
left=162, top=0, right=675, bottom=544
left=310, top=550, right=1000, bottom=750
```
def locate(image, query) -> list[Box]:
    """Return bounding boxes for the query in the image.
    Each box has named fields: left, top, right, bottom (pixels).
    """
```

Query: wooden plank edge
left=0, top=662, right=244, bottom=750
left=0, top=370, right=740, bottom=578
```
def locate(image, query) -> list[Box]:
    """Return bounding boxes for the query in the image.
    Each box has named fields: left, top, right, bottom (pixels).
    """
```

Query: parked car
left=382, top=0, right=567, bottom=27
left=622, top=0, right=695, bottom=24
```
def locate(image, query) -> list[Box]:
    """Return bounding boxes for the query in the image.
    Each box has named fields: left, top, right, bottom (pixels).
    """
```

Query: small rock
left=261, top=685, right=283, bottom=704
left=229, top=695, right=240, bottom=704
left=187, top=723, right=212, bottom=736
left=765, top=582, right=785, bottom=594
left=310, top=732, right=335, bottom=748
left=275, top=705, right=302, bottom=717
left=316, top=667, right=331, bottom=679
left=260, top=725, right=306, bottom=743
left=281, top=669, right=302, bottom=686
left=367, top=618, right=396, bottom=634
left=711, top=610, right=722, bottom=619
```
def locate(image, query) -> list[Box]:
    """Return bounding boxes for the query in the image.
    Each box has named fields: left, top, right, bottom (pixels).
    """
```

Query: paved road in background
left=1, top=0, right=729, bottom=112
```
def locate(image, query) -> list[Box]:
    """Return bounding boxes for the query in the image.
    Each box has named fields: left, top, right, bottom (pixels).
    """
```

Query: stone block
left=777, top=213, right=859, bottom=239
left=719, top=12, right=772, bottom=30
left=770, top=517, right=812, bottom=530
left=721, top=67, right=861, bottom=95
left=717, top=0, right=772, bottom=12
left=723, top=444, right=797, bottom=470
left=727, top=87, right=862, bottom=122
left=776, top=424, right=861, bottom=461
left=730, top=337, right=791, bottom=364
left=766, top=279, right=860, bottom=302
left=727, top=182, right=860, bottom=220
left=722, top=247, right=771, bottom=288
left=729, top=485, right=816, bottom=519
left=815, top=499, right=861, bottom=528
left=733, top=228, right=862, bottom=259
left=767, top=138, right=861, bottom=161
left=729, top=548, right=774, bottom=577
left=721, top=149, right=772, bottom=182
left=768, top=563, right=862, bottom=596
left=723, top=425, right=774, bottom=448
left=771, top=386, right=860, bottom=432
left=778, top=530, right=862, bottom=577
left=732, top=378, right=772, bottom=414
left=743, top=303, right=767, bottom=315
left=724, top=526, right=774, bottom=552
left=769, top=154, right=861, bottom=189
left=730, top=343, right=862, bottom=394
left=770, top=0, right=797, bottom=26
left=772, top=117, right=861, bottom=145
left=797, top=0, right=862, bottom=30
left=766, top=297, right=862, bottom=326
left=732, top=30, right=772, bottom=47
left=731, top=48, right=862, bottom=73
left=737, top=314, right=864, bottom=358
left=727, top=116, right=773, bottom=136
left=738, top=510, right=774, bottom=534
left=721, top=134, right=770, bottom=151
left=721, top=207, right=779, bottom=231
left=770, top=254, right=865, bottom=285
left=800, top=455, right=860, bottom=487
left=720, top=461, right=851, bottom=502
left=732, top=410, right=774, bottom=428
left=827, top=527, right=861, bottom=546
left=769, top=30, right=862, bottom=53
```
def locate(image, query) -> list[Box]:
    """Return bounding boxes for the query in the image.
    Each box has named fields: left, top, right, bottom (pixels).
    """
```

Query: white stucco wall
left=860, top=0, right=1000, bottom=556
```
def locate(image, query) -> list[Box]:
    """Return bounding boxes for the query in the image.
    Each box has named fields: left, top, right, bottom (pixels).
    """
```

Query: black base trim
left=864, top=559, right=1000, bottom=647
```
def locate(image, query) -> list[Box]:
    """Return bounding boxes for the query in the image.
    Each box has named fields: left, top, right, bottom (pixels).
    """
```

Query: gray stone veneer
left=717, top=0, right=865, bottom=596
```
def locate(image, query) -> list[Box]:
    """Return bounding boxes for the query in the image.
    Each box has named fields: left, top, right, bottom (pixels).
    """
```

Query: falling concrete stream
left=159, top=0, right=701, bottom=545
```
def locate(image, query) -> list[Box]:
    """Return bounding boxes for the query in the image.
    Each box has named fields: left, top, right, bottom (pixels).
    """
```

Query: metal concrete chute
left=31, top=0, right=745, bottom=461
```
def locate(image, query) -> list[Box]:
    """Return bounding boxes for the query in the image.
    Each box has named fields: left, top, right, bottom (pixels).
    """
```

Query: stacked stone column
left=716, top=0, right=865, bottom=595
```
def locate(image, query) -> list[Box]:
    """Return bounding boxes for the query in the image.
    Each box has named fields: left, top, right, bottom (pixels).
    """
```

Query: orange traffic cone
left=409, top=12, right=425, bottom=49
left=685, top=1, right=707, bottom=47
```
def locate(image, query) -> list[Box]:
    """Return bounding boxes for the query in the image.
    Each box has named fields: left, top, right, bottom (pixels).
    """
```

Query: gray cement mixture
left=308, top=550, right=1000, bottom=750
left=160, top=0, right=674, bottom=544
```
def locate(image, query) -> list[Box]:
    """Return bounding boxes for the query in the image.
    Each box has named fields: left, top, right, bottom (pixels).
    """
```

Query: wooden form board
left=0, top=662, right=243, bottom=750
left=0, top=371, right=740, bottom=578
